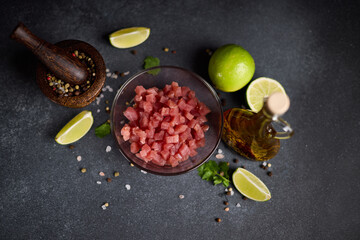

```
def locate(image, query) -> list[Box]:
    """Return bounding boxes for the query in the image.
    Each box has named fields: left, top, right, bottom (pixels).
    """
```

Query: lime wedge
left=232, top=168, right=271, bottom=202
left=246, top=77, right=286, bottom=112
left=109, top=27, right=150, bottom=49
left=55, top=111, right=93, bottom=145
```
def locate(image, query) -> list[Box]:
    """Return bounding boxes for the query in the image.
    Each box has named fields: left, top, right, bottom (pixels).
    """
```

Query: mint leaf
left=95, top=122, right=111, bottom=138
left=144, top=56, right=160, bottom=75
left=198, top=160, right=231, bottom=187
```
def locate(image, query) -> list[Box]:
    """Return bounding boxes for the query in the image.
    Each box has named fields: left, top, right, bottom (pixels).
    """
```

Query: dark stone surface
left=0, top=0, right=359, bottom=239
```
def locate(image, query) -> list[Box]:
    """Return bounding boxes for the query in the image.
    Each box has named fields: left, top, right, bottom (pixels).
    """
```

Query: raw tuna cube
left=174, top=86, right=182, bottom=97
left=154, top=130, right=165, bottom=141
left=188, top=119, right=198, bottom=128
left=189, top=149, right=198, bottom=157
left=160, top=96, right=168, bottom=104
left=160, top=150, right=170, bottom=160
left=193, top=123, right=205, bottom=140
left=124, top=107, right=139, bottom=121
left=146, top=87, right=158, bottom=95
left=167, top=90, right=175, bottom=98
left=168, top=156, right=179, bottom=167
left=143, top=101, right=153, bottom=113
left=169, top=106, right=179, bottom=116
left=134, top=94, right=143, bottom=102
left=174, top=153, right=183, bottom=161
left=178, top=143, right=190, bottom=158
left=196, top=116, right=208, bottom=124
left=184, top=111, right=194, bottom=121
left=130, top=142, right=141, bottom=153
left=181, top=86, right=190, bottom=97
left=140, top=144, right=151, bottom=158
left=188, top=90, right=196, bottom=99
left=146, top=128, right=155, bottom=139
left=135, top=85, right=146, bottom=96
left=152, top=157, right=166, bottom=166
left=167, top=100, right=177, bottom=108
left=196, top=138, right=205, bottom=147
left=146, top=94, right=156, bottom=103
left=160, top=107, right=170, bottom=116
left=198, top=102, right=211, bottom=116
left=161, top=121, right=170, bottom=130
left=167, top=127, right=175, bottom=135
left=163, top=143, right=174, bottom=151
left=179, top=116, right=186, bottom=124
left=165, top=135, right=179, bottom=144
left=134, top=128, right=147, bottom=144
left=170, top=115, right=180, bottom=127
left=121, top=124, right=131, bottom=141
left=163, top=84, right=172, bottom=93
left=174, top=125, right=187, bottom=134
left=202, top=124, right=209, bottom=132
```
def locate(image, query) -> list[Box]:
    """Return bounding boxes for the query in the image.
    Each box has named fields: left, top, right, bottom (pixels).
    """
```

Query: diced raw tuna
left=131, top=142, right=141, bottom=153
left=120, top=82, right=211, bottom=168
left=165, top=135, right=179, bottom=144
left=123, top=107, right=138, bottom=121
left=121, top=124, right=131, bottom=141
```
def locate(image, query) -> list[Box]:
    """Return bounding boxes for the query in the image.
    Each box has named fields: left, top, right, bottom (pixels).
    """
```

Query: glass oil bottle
left=222, top=92, right=293, bottom=161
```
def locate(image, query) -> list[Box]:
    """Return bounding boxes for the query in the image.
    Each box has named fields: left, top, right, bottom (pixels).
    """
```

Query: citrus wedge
left=232, top=168, right=271, bottom=202
left=109, top=27, right=150, bottom=48
left=55, top=111, right=93, bottom=145
left=246, top=77, right=286, bottom=112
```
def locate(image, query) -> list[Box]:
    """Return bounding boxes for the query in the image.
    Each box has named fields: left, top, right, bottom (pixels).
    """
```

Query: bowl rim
left=110, top=65, right=223, bottom=176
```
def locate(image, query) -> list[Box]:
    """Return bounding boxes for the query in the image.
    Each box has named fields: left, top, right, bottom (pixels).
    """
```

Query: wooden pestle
left=10, top=22, right=89, bottom=85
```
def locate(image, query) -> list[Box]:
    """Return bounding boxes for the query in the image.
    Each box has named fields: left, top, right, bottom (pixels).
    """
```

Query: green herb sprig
left=198, top=160, right=231, bottom=187
left=95, top=121, right=111, bottom=138
left=144, top=56, right=160, bottom=75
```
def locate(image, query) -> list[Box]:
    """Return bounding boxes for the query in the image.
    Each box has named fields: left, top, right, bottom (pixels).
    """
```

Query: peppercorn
left=224, top=201, right=229, bottom=206
left=105, top=100, right=109, bottom=104
left=215, top=218, right=222, bottom=222
left=267, top=171, right=273, bottom=177
left=131, top=50, right=137, bottom=55
left=224, top=207, right=229, bottom=212
left=233, top=158, right=239, bottom=163
left=226, top=192, right=231, bottom=196
left=241, top=165, right=245, bottom=169
left=114, top=171, right=119, bottom=177
left=163, top=48, right=169, bottom=52
left=171, top=50, right=176, bottom=54
left=106, top=178, right=112, bottom=182
left=120, top=72, right=125, bottom=77
left=80, top=168, right=86, bottom=173
left=242, top=196, right=247, bottom=200
left=69, top=145, right=75, bottom=149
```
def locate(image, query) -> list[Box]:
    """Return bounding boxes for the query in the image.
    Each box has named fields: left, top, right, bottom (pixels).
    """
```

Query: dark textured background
left=1, top=0, right=359, bottom=239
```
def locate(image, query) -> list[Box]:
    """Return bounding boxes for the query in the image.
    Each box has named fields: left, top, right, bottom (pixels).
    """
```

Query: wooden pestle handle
left=10, top=22, right=89, bottom=85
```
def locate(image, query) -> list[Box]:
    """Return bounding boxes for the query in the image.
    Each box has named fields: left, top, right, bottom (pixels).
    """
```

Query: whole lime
left=208, top=44, right=255, bottom=92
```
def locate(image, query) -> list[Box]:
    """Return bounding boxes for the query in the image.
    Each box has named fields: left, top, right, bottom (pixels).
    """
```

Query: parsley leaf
left=144, top=56, right=160, bottom=75
left=95, top=121, right=111, bottom=138
left=198, top=160, right=231, bottom=187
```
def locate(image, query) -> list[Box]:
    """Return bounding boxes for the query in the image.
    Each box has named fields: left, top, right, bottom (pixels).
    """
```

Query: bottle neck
left=252, top=105, right=277, bottom=137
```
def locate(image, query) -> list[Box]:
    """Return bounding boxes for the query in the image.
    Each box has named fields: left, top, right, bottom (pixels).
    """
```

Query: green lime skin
left=208, top=44, right=255, bottom=92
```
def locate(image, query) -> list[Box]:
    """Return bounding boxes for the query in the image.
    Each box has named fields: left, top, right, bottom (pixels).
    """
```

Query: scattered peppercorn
left=224, top=207, right=230, bottom=212
left=99, top=172, right=105, bottom=176
left=131, top=50, right=137, bottom=55
left=241, top=165, right=245, bottom=169
left=69, top=145, right=75, bottom=149
left=114, top=171, right=120, bottom=177
left=226, top=191, right=231, bottom=196
left=215, top=218, right=222, bottom=223
left=267, top=171, right=273, bottom=177
left=260, top=164, right=265, bottom=169
left=106, top=178, right=112, bottom=182
left=80, top=168, right=86, bottom=173
left=242, top=196, right=247, bottom=200
left=233, top=158, right=239, bottom=163
left=105, top=100, right=109, bottom=104
left=163, top=48, right=169, bottom=52
left=120, top=72, right=125, bottom=77
left=171, top=50, right=176, bottom=54
left=105, top=106, right=110, bottom=113
left=179, top=194, right=185, bottom=199
left=224, top=201, right=229, bottom=206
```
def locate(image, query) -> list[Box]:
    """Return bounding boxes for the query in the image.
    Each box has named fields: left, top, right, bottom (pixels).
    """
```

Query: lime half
left=55, top=111, right=93, bottom=145
left=109, top=27, right=150, bottom=49
left=232, top=168, right=271, bottom=202
left=246, top=77, right=286, bottom=112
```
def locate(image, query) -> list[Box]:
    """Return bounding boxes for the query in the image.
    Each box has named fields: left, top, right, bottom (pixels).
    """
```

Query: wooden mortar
left=11, top=22, right=106, bottom=108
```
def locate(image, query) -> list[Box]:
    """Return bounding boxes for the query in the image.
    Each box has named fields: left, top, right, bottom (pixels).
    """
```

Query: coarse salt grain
left=125, top=184, right=131, bottom=190
left=179, top=195, right=185, bottom=199
left=124, top=71, right=130, bottom=75
left=97, top=109, right=100, bottom=113
left=99, top=172, right=105, bottom=176
left=101, top=205, right=107, bottom=210
left=96, top=181, right=102, bottom=185
left=106, top=146, right=112, bottom=152
left=216, top=154, right=225, bottom=159
left=225, top=188, right=229, bottom=192
left=140, top=170, right=147, bottom=174
left=106, top=72, right=112, bottom=77
left=262, top=162, right=267, bottom=166
left=77, top=156, right=82, bottom=161
left=236, top=203, right=241, bottom=208
left=106, top=68, right=110, bottom=73
left=102, top=88, right=107, bottom=92
left=230, top=191, right=234, bottom=196
left=218, top=149, right=223, bottom=154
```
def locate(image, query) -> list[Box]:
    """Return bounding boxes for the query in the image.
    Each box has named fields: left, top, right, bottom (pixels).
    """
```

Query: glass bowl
left=110, top=66, right=223, bottom=175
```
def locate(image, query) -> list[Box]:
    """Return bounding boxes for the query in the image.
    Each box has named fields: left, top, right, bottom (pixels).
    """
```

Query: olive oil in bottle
left=222, top=92, right=293, bottom=161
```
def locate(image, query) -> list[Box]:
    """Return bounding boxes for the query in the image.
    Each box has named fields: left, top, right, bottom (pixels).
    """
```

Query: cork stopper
left=265, top=92, right=290, bottom=116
